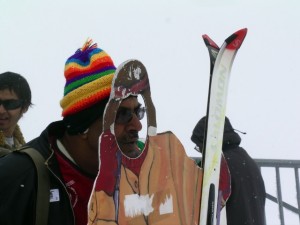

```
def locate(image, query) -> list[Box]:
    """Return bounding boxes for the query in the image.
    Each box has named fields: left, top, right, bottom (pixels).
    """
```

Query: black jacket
left=191, top=116, right=266, bottom=225
left=0, top=121, right=75, bottom=225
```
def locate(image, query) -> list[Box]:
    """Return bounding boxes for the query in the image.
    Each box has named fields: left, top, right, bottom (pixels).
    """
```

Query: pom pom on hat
left=60, top=39, right=116, bottom=117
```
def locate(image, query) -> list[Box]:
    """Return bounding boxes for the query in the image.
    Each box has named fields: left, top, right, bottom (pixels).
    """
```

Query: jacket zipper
left=45, top=146, right=76, bottom=225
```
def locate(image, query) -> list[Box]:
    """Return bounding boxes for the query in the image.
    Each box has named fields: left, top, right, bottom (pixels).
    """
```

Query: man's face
left=0, top=89, right=27, bottom=137
left=114, top=96, right=144, bottom=158
left=86, top=117, right=103, bottom=154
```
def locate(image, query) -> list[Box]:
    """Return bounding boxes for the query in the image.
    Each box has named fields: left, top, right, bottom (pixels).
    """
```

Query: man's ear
left=21, top=106, right=29, bottom=114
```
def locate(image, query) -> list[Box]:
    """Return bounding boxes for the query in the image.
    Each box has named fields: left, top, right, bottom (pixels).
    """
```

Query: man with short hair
left=0, top=72, right=32, bottom=153
left=0, top=40, right=145, bottom=225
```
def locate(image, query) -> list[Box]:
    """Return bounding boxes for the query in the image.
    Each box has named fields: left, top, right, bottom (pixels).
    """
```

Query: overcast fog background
left=1, top=0, right=299, bottom=224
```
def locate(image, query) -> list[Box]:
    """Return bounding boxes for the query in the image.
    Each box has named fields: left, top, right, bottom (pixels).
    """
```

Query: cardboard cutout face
left=88, top=59, right=203, bottom=225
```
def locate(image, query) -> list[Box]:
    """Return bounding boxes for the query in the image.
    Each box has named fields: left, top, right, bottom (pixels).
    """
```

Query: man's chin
left=119, top=143, right=140, bottom=157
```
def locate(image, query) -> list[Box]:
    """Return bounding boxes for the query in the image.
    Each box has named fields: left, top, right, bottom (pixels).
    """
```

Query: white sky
left=1, top=0, right=300, bottom=161
left=1, top=1, right=300, bottom=224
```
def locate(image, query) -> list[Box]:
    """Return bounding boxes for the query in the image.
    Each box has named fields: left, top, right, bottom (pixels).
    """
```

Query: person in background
left=0, top=40, right=145, bottom=225
left=0, top=72, right=32, bottom=154
left=191, top=116, right=266, bottom=225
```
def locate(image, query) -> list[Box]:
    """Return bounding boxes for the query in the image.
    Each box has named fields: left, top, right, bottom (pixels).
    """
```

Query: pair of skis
left=199, top=28, right=247, bottom=225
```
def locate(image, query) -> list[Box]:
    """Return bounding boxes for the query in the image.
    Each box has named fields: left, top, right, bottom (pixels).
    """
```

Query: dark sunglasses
left=0, top=99, right=23, bottom=110
left=116, top=106, right=146, bottom=124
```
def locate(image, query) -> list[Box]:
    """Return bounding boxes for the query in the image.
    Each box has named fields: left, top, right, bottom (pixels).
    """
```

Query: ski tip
left=225, top=28, right=248, bottom=50
left=202, top=34, right=220, bottom=50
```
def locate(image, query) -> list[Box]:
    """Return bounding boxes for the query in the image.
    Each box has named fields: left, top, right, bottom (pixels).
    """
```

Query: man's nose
left=130, top=113, right=143, bottom=131
left=0, top=104, right=6, bottom=112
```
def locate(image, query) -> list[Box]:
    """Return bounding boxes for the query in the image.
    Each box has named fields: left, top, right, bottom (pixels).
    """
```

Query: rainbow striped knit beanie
left=60, top=39, right=116, bottom=117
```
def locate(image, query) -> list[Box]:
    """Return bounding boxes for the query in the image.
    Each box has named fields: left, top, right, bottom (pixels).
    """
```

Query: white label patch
left=50, top=189, right=60, bottom=202
left=159, top=195, right=173, bottom=215
left=148, top=126, right=157, bottom=136
left=124, top=194, right=154, bottom=217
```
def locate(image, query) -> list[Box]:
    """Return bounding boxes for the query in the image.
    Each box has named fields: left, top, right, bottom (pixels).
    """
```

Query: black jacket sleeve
left=0, top=152, right=37, bottom=225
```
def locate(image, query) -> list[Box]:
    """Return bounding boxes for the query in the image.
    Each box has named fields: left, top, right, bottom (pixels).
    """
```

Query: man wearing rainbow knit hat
left=0, top=40, right=145, bottom=225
